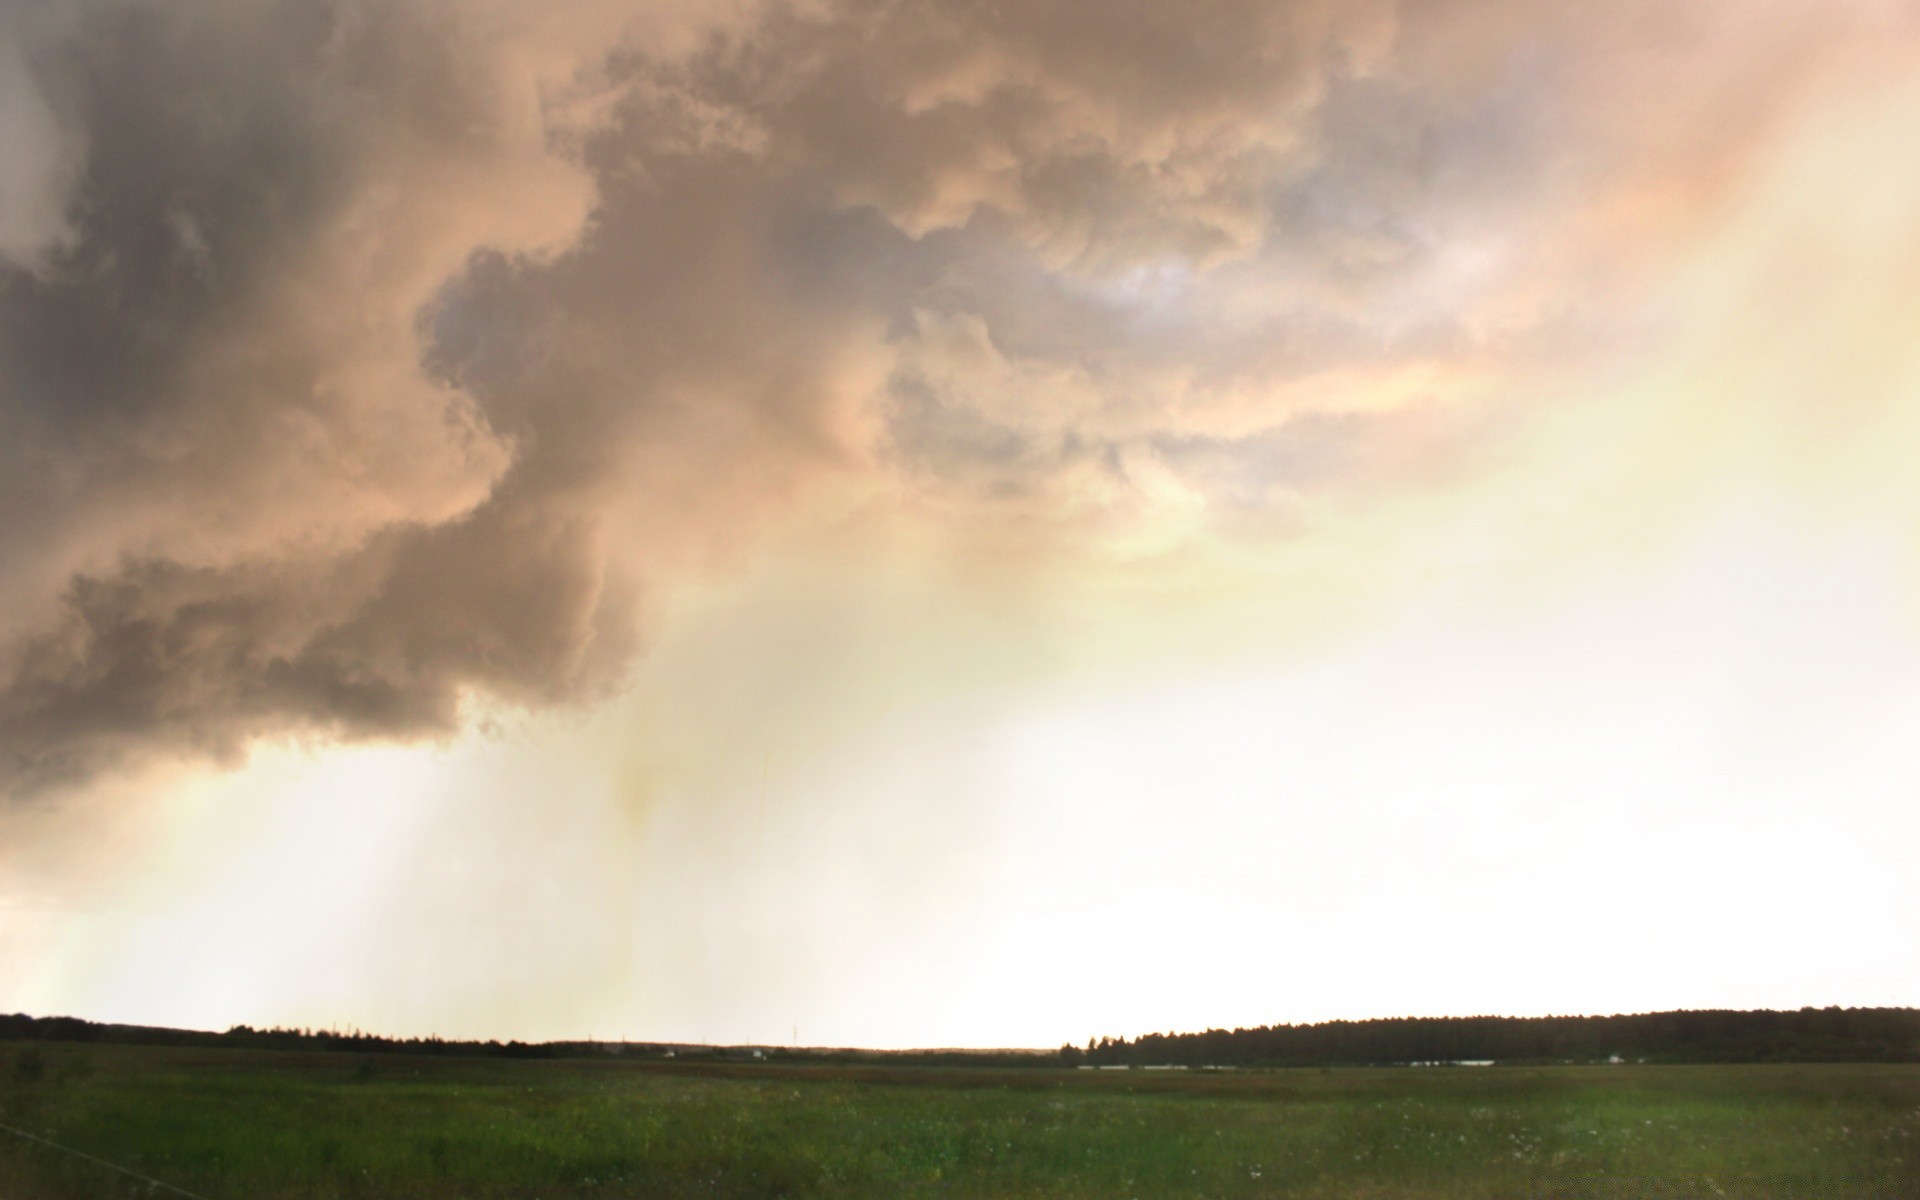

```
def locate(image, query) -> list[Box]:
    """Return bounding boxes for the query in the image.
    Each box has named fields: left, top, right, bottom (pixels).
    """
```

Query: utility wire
left=0, top=1118, right=220, bottom=1200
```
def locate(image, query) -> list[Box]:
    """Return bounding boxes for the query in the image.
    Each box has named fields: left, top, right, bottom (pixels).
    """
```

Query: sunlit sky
left=2, top=0, right=1917, bottom=1049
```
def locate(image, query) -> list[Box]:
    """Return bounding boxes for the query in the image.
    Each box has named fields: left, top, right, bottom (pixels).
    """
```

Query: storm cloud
left=0, top=0, right=1904, bottom=794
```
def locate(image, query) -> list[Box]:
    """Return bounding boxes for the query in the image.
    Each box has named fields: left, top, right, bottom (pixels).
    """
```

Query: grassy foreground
left=1, top=1041, right=1916, bottom=1198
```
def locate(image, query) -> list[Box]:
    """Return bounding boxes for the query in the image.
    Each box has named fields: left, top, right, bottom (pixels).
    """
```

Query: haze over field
left=1, top=0, right=1917, bottom=1049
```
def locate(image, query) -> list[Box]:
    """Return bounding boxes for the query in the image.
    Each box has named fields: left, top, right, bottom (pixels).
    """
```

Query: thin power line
left=0, top=1119, right=219, bottom=1200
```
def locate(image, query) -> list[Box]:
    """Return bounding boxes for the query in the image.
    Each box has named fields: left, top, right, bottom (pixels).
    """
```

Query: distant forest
left=0, top=1013, right=1044, bottom=1068
left=1068, top=1008, right=1920, bottom=1068
left=5, top=1007, right=1917, bottom=1068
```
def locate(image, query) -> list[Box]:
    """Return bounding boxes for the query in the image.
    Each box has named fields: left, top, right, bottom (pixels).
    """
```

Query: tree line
left=6, top=1007, right=1917, bottom=1068
left=1062, top=1007, right=1920, bottom=1068
left=0, top=1013, right=1046, bottom=1067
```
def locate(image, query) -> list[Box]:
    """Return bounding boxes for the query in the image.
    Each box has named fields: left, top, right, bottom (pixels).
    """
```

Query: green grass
left=1, top=1041, right=1916, bottom=1198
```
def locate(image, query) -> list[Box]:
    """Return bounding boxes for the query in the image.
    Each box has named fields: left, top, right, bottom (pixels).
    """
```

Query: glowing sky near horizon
left=2, top=0, right=1918, bottom=1048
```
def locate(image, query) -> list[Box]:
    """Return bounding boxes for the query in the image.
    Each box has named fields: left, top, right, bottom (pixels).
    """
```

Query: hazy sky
left=2, top=0, right=1917, bottom=1049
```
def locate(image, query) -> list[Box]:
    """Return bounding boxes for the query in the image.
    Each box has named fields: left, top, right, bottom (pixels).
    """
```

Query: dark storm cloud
left=1, top=0, right=1881, bottom=794
left=0, top=0, right=607, bottom=792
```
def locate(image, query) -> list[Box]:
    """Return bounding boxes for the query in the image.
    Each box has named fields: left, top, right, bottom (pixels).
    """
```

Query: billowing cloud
left=0, top=0, right=608, bottom=790
left=1, top=0, right=1912, bottom=796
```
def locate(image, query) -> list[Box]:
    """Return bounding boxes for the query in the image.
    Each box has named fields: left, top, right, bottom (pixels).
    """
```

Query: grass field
left=1, top=1041, right=1916, bottom=1198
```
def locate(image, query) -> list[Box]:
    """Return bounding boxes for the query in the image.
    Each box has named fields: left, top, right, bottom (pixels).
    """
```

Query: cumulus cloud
left=0, top=0, right=1907, bottom=795
left=0, top=0, right=609, bottom=790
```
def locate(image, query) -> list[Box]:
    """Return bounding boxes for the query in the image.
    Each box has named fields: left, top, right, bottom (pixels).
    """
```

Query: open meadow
left=2, top=1041, right=1916, bottom=1199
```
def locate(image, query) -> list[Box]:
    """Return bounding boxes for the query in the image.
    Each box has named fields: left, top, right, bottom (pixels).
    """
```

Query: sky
left=1, top=0, right=1917, bottom=1050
